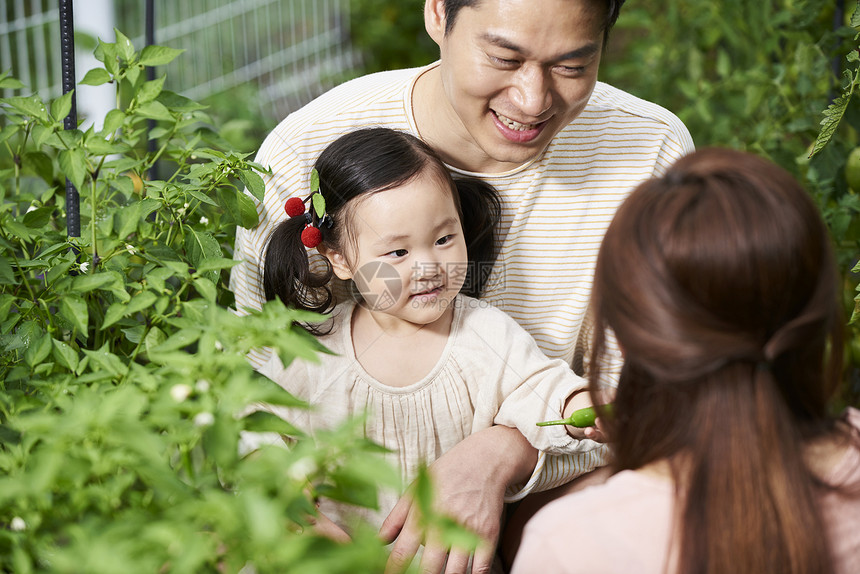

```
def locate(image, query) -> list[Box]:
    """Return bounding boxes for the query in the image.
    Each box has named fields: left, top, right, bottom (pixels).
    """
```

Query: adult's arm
left=380, top=425, right=538, bottom=574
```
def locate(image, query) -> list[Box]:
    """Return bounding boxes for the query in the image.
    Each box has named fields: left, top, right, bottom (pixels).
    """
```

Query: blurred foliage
left=350, top=0, right=437, bottom=73
left=0, top=31, right=469, bottom=572
left=599, top=0, right=860, bottom=407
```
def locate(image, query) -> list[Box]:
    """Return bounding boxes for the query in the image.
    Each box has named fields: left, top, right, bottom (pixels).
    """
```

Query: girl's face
left=326, top=169, right=468, bottom=329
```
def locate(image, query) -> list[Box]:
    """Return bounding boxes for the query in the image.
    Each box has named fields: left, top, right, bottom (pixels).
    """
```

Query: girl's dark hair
left=263, top=127, right=500, bottom=330
left=589, top=148, right=848, bottom=574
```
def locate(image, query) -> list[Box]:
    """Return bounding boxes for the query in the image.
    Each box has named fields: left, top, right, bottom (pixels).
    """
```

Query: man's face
left=428, top=0, right=604, bottom=173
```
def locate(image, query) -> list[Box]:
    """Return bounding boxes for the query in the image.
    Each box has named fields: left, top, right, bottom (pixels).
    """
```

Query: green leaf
left=59, top=294, right=89, bottom=334
left=58, top=148, right=88, bottom=191
left=310, top=168, right=320, bottom=192
left=80, top=67, right=113, bottom=86
left=115, top=201, right=143, bottom=239
left=22, top=206, right=53, bottom=228
left=136, top=76, right=165, bottom=104
left=0, top=70, right=25, bottom=89
left=136, top=101, right=174, bottom=122
left=86, top=135, right=128, bottom=156
left=186, top=187, right=219, bottom=207
left=312, top=192, right=326, bottom=219
left=236, top=190, right=260, bottom=228
left=73, top=272, right=119, bottom=293
left=24, top=331, right=52, bottom=367
left=22, top=151, right=53, bottom=182
left=51, top=338, right=79, bottom=372
left=114, top=29, right=136, bottom=61
left=192, top=276, right=217, bottom=301
left=101, top=302, right=126, bottom=330
left=150, top=328, right=200, bottom=353
left=0, top=257, right=17, bottom=284
left=810, top=75, right=858, bottom=158
left=242, top=411, right=301, bottom=435
left=239, top=169, right=266, bottom=202
left=100, top=290, right=157, bottom=330
left=94, top=40, right=118, bottom=70
left=83, top=343, right=128, bottom=376
left=184, top=228, right=222, bottom=268
left=103, top=109, right=125, bottom=135
left=50, top=90, right=74, bottom=122
left=139, top=45, right=185, bottom=67
left=195, top=257, right=239, bottom=273
left=5, top=95, right=49, bottom=123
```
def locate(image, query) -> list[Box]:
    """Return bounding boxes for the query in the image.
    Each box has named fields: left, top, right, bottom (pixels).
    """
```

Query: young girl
left=512, top=148, right=860, bottom=574
left=258, top=127, right=606, bottom=532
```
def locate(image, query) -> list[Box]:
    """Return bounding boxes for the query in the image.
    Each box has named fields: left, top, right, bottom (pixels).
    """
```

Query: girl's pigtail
left=263, top=214, right=335, bottom=331
left=454, top=176, right=501, bottom=298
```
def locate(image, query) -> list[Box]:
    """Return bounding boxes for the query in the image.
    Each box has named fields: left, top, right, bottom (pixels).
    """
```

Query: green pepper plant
left=0, top=31, right=415, bottom=573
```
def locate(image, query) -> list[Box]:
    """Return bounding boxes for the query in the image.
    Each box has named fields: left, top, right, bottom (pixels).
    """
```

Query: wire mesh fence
left=1, top=0, right=358, bottom=122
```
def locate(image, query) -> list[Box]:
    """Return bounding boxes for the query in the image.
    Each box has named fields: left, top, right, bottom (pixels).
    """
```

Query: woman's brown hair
left=589, top=148, right=845, bottom=574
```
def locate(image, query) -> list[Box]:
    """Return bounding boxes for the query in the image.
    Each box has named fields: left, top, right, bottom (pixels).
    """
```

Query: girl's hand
left=561, top=391, right=609, bottom=443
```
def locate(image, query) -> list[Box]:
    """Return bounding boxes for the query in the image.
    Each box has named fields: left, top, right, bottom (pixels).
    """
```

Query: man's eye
left=490, top=55, right=518, bottom=67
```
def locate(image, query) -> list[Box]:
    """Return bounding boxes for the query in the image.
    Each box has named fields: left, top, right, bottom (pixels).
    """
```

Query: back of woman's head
left=591, top=147, right=844, bottom=574
left=263, top=128, right=499, bottom=324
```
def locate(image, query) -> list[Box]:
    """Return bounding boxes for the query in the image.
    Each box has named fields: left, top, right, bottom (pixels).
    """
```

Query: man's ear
left=318, top=245, right=353, bottom=280
left=424, top=0, right=447, bottom=46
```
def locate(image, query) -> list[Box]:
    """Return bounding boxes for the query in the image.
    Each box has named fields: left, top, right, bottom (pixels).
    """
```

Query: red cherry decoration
left=301, top=226, right=322, bottom=248
left=285, top=197, right=305, bottom=217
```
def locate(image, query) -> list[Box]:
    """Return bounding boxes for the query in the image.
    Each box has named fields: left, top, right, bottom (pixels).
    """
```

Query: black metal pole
left=59, top=0, right=80, bottom=238
left=146, top=0, right=158, bottom=181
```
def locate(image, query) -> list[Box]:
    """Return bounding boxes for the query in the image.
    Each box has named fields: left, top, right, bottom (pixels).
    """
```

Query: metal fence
left=1, top=0, right=358, bottom=122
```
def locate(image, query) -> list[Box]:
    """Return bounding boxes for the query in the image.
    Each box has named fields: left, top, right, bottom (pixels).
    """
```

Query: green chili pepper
left=536, top=404, right=614, bottom=427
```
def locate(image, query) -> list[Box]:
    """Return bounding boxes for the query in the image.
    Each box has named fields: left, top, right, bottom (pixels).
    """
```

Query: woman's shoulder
left=515, top=470, right=675, bottom=574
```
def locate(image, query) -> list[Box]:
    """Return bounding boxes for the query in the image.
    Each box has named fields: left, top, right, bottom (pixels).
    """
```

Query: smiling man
left=231, top=1, right=693, bottom=572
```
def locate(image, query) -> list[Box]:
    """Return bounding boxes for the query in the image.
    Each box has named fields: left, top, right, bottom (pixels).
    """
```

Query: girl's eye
left=386, top=249, right=408, bottom=258
left=436, top=235, right=453, bottom=246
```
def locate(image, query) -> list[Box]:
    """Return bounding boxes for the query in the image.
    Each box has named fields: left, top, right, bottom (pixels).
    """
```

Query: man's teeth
left=496, top=112, right=538, bottom=131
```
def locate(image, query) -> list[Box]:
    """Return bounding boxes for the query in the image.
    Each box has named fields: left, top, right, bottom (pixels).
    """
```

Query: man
left=231, top=0, right=694, bottom=572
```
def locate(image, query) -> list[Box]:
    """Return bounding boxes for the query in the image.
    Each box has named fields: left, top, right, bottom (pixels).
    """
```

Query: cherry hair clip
left=283, top=169, right=329, bottom=249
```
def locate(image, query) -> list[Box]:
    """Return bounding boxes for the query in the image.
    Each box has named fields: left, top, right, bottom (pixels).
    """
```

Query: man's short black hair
left=442, top=0, right=626, bottom=41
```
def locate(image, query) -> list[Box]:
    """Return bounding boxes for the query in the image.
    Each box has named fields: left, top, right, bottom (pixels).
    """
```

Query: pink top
left=511, top=408, right=860, bottom=574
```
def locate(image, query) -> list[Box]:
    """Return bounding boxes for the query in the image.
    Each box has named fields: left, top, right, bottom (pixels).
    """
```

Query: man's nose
left=510, top=64, right=552, bottom=118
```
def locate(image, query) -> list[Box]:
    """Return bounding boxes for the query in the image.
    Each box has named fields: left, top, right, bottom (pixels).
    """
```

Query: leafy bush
left=0, top=32, right=406, bottom=573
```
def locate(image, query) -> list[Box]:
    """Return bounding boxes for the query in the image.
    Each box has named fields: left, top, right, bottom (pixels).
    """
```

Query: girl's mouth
left=410, top=285, right=444, bottom=301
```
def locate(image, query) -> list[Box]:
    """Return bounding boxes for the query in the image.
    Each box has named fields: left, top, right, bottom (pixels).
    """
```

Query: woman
left=511, top=148, right=860, bottom=574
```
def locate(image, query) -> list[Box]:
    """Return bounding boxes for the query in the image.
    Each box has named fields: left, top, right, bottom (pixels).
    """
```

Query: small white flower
left=125, top=243, right=136, bottom=255
left=79, top=262, right=90, bottom=273
left=193, top=412, right=215, bottom=427
left=287, top=457, right=318, bottom=481
left=214, top=340, right=224, bottom=351
left=195, top=379, right=210, bottom=393
left=199, top=216, right=209, bottom=225
left=170, top=384, right=192, bottom=402
left=26, top=205, right=37, bottom=213
left=184, top=202, right=190, bottom=209
left=10, top=517, right=26, bottom=531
